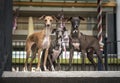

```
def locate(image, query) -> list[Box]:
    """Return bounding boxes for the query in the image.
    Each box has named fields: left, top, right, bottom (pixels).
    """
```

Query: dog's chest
left=62, top=38, right=69, bottom=47
left=71, top=39, right=80, bottom=50
left=52, top=48, right=62, bottom=61
left=72, top=43, right=80, bottom=50
left=42, top=36, right=50, bottom=49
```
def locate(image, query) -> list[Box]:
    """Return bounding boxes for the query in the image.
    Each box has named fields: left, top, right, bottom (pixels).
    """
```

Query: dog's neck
left=79, top=32, right=83, bottom=38
left=71, top=28, right=79, bottom=38
left=45, top=26, right=51, bottom=37
left=54, top=43, right=62, bottom=51
left=56, top=37, right=62, bottom=46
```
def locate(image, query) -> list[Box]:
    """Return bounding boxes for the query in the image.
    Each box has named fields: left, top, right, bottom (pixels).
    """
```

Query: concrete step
left=1, top=71, right=120, bottom=83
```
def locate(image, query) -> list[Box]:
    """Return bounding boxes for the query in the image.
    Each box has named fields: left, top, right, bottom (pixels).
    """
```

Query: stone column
left=28, top=16, right=34, bottom=36
left=116, top=0, right=120, bottom=57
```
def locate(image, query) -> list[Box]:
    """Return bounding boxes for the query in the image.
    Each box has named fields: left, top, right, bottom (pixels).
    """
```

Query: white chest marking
left=72, top=43, right=80, bottom=50
left=52, top=48, right=61, bottom=61
left=42, top=37, right=50, bottom=49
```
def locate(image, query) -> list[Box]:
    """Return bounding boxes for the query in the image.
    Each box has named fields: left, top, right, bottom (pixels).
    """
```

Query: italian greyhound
left=68, top=16, right=104, bottom=70
left=24, top=15, right=57, bottom=71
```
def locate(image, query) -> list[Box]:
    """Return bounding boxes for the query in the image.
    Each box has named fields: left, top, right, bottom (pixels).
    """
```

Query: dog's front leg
left=87, top=50, right=97, bottom=70
left=48, top=55, right=55, bottom=71
left=29, top=54, right=36, bottom=71
left=24, top=49, right=31, bottom=71
left=96, top=50, right=105, bottom=70
left=81, top=50, right=86, bottom=71
left=36, top=49, right=41, bottom=71
left=43, top=48, right=49, bottom=71
left=67, top=47, right=74, bottom=71
left=56, top=55, right=61, bottom=71
left=24, top=55, right=29, bottom=71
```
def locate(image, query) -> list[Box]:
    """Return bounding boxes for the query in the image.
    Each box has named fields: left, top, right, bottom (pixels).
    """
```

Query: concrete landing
left=2, top=71, right=120, bottom=77
left=1, top=71, right=120, bottom=83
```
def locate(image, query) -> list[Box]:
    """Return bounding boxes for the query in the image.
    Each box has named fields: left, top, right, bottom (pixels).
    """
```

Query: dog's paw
left=44, top=68, right=49, bottom=71
left=51, top=65, right=55, bottom=71
left=35, top=67, right=41, bottom=72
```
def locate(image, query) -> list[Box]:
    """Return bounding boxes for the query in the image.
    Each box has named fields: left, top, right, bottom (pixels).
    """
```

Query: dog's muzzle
left=46, top=24, right=50, bottom=27
left=73, top=30, right=78, bottom=33
left=74, top=25, right=78, bottom=28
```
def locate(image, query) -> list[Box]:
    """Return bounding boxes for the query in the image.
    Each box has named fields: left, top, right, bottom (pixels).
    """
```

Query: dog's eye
left=50, top=20, right=52, bottom=22
left=45, top=20, right=47, bottom=22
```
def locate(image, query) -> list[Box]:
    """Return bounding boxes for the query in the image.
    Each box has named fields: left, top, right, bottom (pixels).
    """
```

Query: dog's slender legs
left=24, top=55, right=29, bottom=71
left=24, top=40, right=34, bottom=71
left=24, top=49, right=31, bottom=71
left=67, top=47, right=74, bottom=71
left=40, top=49, right=45, bottom=71
left=43, top=49, right=49, bottom=71
left=96, top=50, right=105, bottom=70
left=87, top=51, right=97, bottom=70
left=56, top=56, right=61, bottom=71
left=96, top=50, right=103, bottom=63
left=29, top=55, right=36, bottom=71
left=29, top=47, right=38, bottom=71
left=48, top=55, right=55, bottom=71
left=36, top=49, right=41, bottom=71
left=81, top=50, right=86, bottom=71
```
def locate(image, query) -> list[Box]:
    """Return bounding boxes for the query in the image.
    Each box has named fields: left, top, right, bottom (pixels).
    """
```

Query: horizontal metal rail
left=13, top=1, right=116, bottom=7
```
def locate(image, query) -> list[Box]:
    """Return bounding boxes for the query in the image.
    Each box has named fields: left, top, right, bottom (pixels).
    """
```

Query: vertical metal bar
left=104, top=37, right=108, bottom=70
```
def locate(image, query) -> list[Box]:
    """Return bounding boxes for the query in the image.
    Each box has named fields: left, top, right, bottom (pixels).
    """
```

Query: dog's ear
left=39, top=15, right=45, bottom=20
left=52, top=15, right=58, bottom=22
left=67, top=17, right=72, bottom=21
left=52, top=28, right=57, bottom=34
left=79, top=16, right=85, bottom=21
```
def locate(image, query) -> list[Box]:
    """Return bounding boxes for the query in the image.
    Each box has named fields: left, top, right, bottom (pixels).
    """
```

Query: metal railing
left=12, top=40, right=120, bottom=71
left=104, top=38, right=120, bottom=71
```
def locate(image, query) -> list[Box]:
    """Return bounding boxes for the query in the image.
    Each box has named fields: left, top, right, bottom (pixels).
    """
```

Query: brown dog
left=24, top=15, right=57, bottom=71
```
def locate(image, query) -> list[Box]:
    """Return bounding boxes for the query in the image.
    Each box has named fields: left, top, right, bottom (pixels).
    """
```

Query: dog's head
left=39, top=15, right=58, bottom=28
left=68, top=16, right=85, bottom=30
left=52, top=27, right=67, bottom=39
left=56, top=14, right=68, bottom=30
left=55, top=14, right=68, bottom=40
left=52, top=27, right=69, bottom=51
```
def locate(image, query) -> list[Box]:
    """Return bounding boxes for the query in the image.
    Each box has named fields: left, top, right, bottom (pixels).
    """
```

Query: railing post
left=97, top=0, right=104, bottom=71
left=104, top=37, right=108, bottom=71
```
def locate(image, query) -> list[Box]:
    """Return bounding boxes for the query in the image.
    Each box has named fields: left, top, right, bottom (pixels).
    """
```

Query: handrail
left=13, top=1, right=116, bottom=7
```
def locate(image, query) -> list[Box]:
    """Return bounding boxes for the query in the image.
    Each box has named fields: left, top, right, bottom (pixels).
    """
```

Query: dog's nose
left=46, top=24, right=50, bottom=27
left=58, top=35, right=62, bottom=39
left=75, top=25, right=78, bottom=28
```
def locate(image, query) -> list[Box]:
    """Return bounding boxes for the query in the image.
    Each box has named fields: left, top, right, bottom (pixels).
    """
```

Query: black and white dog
left=50, top=14, right=69, bottom=70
